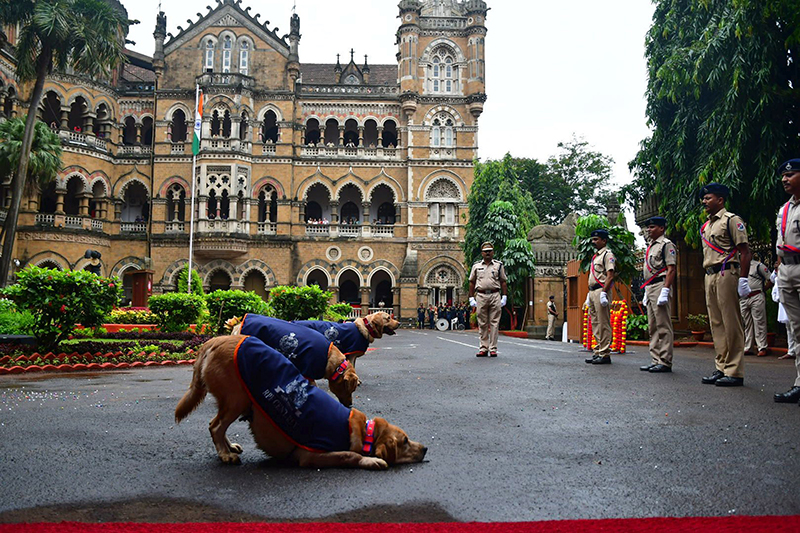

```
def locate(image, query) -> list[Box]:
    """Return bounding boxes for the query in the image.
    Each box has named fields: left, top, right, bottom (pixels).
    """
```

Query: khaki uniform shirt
left=589, top=247, right=616, bottom=289
left=642, top=235, right=677, bottom=281
left=746, top=261, right=770, bottom=293
left=469, top=259, right=507, bottom=292
left=547, top=301, right=557, bottom=316
left=776, top=197, right=800, bottom=258
left=701, top=208, right=748, bottom=269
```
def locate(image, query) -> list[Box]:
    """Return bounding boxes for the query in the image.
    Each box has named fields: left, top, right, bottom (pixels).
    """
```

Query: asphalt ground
left=1, top=329, right=799, bottom=523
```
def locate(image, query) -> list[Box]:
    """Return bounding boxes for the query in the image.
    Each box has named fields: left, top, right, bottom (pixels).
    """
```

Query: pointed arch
left=159, top=176, right=192, bottom=198
left=251, top=176, right=285, bottom=199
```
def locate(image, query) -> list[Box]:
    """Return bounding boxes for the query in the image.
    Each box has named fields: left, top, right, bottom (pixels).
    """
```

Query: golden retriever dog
left=226, top=314, right=359, bottom=406
left=175, top=335, right=427, bottom=470
left=293, top=311, right=401, bottom=369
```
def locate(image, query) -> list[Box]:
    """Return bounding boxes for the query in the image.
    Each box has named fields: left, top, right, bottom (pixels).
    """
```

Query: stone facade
left=0, top=0, right=488, bottom=320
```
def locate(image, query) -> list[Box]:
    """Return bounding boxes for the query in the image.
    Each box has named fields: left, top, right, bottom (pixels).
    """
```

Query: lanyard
left=640, top=243, right=667, bottom=289
left=701, top=220, right=736, bottom=275
left=590, top=253, right=605, bottom=289
left=779, top=201, right=800, bottom=254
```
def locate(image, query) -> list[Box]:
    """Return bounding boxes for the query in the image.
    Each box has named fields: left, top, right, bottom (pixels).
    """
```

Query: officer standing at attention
left=699, top=183, right=752, bottom=387
left=584, top=229, right=616, bottom=365
left=639, top=216, right=677, bottom=373
left=740, top=256, right=773, bottom=357
left=417, top=303, right=426, bottom=329
left=773, top=159, right=800, bottom=404
left=469, top=242, right=508, bottom=357
left=546, top=295, right=558, bottom=341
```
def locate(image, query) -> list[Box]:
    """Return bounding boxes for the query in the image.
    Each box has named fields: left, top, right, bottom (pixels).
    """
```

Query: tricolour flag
left=192, top=85, right=203, bottom=155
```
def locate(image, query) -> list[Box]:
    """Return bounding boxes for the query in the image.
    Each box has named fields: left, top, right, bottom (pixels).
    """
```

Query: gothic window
left=239, top=41, right=249, bottom=75
left=171, top=109, right=187, bottom=142
left=344, top=74, right=359, bottom=85
left=258, top=187, right=277, bottom=223
left=204, top=39, right=215, bottom=72
left=166, top=183, right=186, bottom=222
left=430, top=113, right=455, bottom=148
left=222, top=36, right=232, bottom=73
left=123, top=116, right=136, bottom=145
left=425, top=178, right=460, bottom=228
left=222, top=110, right=231, bottom=138
left=240, top=111, right=249, bottom=141
left=210, top=110, right=221, bottom=137
left=341, top=201, right=359, bottom=223
left=261, top=110, right=278, bottom=143
left=428, top=47, right=458, bottom=94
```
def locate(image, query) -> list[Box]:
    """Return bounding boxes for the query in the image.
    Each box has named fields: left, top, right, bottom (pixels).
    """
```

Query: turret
left=397, top=0, right=422, bottom=94
left=465, top=0, right=488, bottom=106
left=363, top=55, right=370, bottom=84
left=334, top=54, right=342, bottom=84
left=287, top=13, right=301, bottom=88
left=152, top=11, right=167, bottom=83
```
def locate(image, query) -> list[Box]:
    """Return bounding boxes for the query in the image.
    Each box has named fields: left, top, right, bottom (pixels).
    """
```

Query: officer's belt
left=588, top=284, right=603, bottom=291
left=477, top=289, right=499, bottom=294
left=642, top=275, right=665, bottom=287
left=705, top=262, right=739, bottom=275
left=744, top=290, right=762, bottom=299
left=782, top=254, right=800, bottom=265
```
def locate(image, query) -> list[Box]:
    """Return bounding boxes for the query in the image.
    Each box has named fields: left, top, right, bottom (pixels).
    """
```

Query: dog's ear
left=345, top=372, right=360, bottom=394
left=374, top=439, right=396, bottom=463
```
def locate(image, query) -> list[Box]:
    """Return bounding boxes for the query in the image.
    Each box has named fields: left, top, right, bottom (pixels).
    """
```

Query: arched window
left=304, top=118, right=320, bottom=145
left=67, top=97, right=87, bottom=132
left=166, top=183, right=186, bottom=222
left=430, top=113, right=455, bottom=148
left=261, top=110, right=278, bottom=143
left=204, top=39, right=215, bottom=72
left=239, top=41, right=249, bottom=75
left=141, top=116, right=153, bottom=146
left=240, top=111, right=249, bottom=141
left=222, top=110, right=232, bottom=138
left=41, top=91, right=61, bottom=128
left=382, top=120, right=398, bottom=148
left=207, top=189, right=217, bottom=219
left=171, top=109, right=187, bottom=142
left=258, top=186, right=277, bottom=222
left=123, top=116, right=136, bottom=145
left=341, top=201, right=359, bottom=223
left=305, top=201, right=322, bottom=222
left=64, top=175, right=82, bottom=215
left=220, top=190, right=230, bottom=219
left=222, top=36, right=233, bottom=73
left=428, top=47, right=458, bottom=94
left=210, top=110, right=221, bottom=137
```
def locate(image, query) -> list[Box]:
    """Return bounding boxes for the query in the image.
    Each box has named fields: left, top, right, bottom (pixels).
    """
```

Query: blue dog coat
left=293, top=320, right=369, bottom=357
left=240, top=314, right=332, bottom=379
left=234, top=336, right=352, bottom=452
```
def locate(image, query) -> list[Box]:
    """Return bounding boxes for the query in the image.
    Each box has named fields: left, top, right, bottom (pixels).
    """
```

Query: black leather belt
left=783, top=255, right=800, bottom=265
left=589, top=284, right=602, bottom=291
left=705, top=262, right=739, bottom=275
left=647, top=276, right=666, bottom=285
left=477, top=289, right=499, bottom=294
left=745, top=290, right=762, bottom=299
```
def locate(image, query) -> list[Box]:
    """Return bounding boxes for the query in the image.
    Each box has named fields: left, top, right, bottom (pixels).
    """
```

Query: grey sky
left=125, top=0, right=655, bottom=194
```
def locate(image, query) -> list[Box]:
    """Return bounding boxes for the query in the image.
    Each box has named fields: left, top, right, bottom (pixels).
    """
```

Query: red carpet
left=2, top=517, right=799, bottom=533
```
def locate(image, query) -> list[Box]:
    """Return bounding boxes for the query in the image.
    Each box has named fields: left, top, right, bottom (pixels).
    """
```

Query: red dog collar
left=364, top=319, right=379, bottom=339
left=329, top=359, right=349, bottom=381
left=362, top=419, right=375, bottom=455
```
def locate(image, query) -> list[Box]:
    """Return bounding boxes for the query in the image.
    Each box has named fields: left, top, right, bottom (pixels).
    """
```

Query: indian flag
left=192, top=85, right=203, bottom=155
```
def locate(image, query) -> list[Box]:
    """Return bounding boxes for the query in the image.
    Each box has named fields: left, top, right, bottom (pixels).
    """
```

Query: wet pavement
left=1, top=329, right=799, bottom=523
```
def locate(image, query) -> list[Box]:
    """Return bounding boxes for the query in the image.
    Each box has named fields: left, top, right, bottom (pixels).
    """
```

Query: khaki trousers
left=777, top=264, right=800, bottom=387
left=705, top=270, right=745, bottom=378
left=547, top=314, right=556, bottom=338
left=588, top=288, right=611, bottom=356
left=645, top=282, right=673, bottom=366
left=739, top=292, right=768, bottom=352
left=476, top=291, right=502, bottom=352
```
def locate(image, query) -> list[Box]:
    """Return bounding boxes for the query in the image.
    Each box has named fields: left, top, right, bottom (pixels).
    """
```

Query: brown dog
left=226, top=315, right=360, bottom=406
left=175, top=335, right=427, bottom=469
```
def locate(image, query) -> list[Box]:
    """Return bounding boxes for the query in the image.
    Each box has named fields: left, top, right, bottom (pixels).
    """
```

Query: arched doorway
left=370, top=270, right=393, bottom=309
left=208, top=270, right=231, bottom=292
left=338, top=269, right=361, bottom=305
left=243, top=270, right=268, bottom=301
left=306, top=268, right=329, bottom=291
left=425, top=264, right=461, bottom=306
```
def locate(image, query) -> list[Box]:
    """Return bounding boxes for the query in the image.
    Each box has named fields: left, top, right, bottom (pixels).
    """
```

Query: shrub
left=108, top=307, right=157, bottom=324
left=0, top=307, right=34, bottom=335
left=324, top=302, right=353, bottom=322
left=148, top=292, right=206, bottom=333
left=1, top=266, right=122, bottom=351
left=686, top=313, right=709, bottom=331
left=204, top=290, right=272, bottom=334
left=626, top=314, right=648, bottom=340
left=176, top=266, right=204, bottom=296
left=269, top=285, right=332, bottom=321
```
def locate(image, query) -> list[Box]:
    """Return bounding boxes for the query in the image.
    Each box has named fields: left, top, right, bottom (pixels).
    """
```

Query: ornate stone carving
left=425, top=179, right=459, bottom=200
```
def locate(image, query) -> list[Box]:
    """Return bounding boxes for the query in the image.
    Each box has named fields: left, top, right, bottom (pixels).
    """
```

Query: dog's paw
left=359, top=457, right=389, bottom=470
left=219, top=451, right=242, bottom=465
left=229, top=442, right=243, bottom=454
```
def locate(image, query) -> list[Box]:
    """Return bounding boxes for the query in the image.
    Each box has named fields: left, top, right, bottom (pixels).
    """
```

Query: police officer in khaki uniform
left=469, top=242, right=508, bottom=357
left=584, top=229, right=616, bottom=364
left=740, top=258, right=772, bottom=357
left=773, top=159, right=800, bottom=404
left=699, top=183, right=752, bottom=387
left=639, top=216, right=677, bottom=373
left=546, top=295, right=558, bottom=340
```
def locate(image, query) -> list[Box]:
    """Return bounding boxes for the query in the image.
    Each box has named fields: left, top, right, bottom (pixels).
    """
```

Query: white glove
left=584, top=294, right=591, bottom=308
left=657, top=287, right=670, bottom=306
left=770, top=270, right=777, bottom=284
left=641, top=293, right=648, bottom=306
left=500, top=295, right=507, bottom=307
left=599, top=292, right=609, bottom=307
left=737, top=277, right=752, bottom=298
left=469, top=297, right=477, bottom=308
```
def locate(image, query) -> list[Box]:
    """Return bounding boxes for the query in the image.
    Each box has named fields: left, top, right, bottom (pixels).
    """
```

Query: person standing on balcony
left=639, top=216, right=677, bottom=373
left=699, top=183, right=751, bottom=387
left=740, top=256, right=772, bottom=357
left=469, top=242, right=508, bottom=357
left=584, top=229, right=616, bottom=365
left=773, top=159, right=800, bottom=404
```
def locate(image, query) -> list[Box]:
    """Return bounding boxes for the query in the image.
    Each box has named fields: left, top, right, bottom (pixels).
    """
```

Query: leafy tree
left=513, top=157, right=573, bottom=225
left=572, top=214, right=638, bottom=287
left=628, top=0, right=800, bottom=245
left=0, top=0, right=134, bottom=286
left=0, top=117, right=61, bottom=240
left=176, top=266, right=204, bottom=296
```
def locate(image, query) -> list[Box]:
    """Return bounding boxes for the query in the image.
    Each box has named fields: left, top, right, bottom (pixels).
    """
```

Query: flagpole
left=187, top=84, right=201, bottom=294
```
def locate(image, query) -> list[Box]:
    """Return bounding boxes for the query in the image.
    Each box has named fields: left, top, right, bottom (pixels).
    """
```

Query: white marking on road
left=436, top=336, right=478, bottom=349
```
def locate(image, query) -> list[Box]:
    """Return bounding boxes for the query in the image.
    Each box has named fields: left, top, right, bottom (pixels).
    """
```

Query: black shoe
left=640, top=364, right=656, bottom=371
left=649, top=364, right=672, bottom=373
left=591, top=356, right=611, bottom=365
left=774, top=386, right=800, bottom=403
left=715, top=376, right=744, bottom=387
left=585, top=356, right=598, bottom=364
left=476, top=351, right=488, bottom=357
left=701, top=370, right=724, bottom=384
left=489, top=351, right=497, bottom=357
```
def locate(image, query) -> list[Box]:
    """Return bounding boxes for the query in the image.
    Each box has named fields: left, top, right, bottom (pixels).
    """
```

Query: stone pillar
left=78, top=193, right=90, bottom=216
left=392, top=287, right=401, bottom=318
left=229, top=195, right=239, bottom=221
left=231, top=118, right=240, bottom=141
left=330, top=200, right=339, bottom=224
left=360, top=287, right=370, bottom=317
left=84, top=113, right=95, bottom=135
left=338, top=125, right=345, bottom=146
left=300, top=125, right=306, bottom=145
left=60, top=108, right=69, bottom=130
left=358, top=126, right=365, bottom=147
left=362, top=201, right=371, bottom=224
left=55, top=189, right=66, bottom=214
left=377, top=126, right=384, bottom=147
left=135, top=123, right=142, bottom=144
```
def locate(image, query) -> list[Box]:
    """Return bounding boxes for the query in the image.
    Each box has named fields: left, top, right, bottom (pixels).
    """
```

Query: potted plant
left=686, top=314, right=709, bottom=341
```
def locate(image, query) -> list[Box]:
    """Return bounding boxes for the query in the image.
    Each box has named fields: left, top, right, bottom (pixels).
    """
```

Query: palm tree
left=0, top=0, right=134, bottom=286
left=0, top=117, right=62, bottom=241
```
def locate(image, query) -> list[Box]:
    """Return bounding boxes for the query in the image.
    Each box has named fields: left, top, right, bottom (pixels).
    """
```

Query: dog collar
left=362, top=419, right=375, bottom=455
left=330, top=359, right=349, bottom=381
left=364, top=319, right=379, bottom=339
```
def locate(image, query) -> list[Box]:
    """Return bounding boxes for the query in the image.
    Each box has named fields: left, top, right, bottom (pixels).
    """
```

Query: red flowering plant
left=1, top=266, right=122, bottom=351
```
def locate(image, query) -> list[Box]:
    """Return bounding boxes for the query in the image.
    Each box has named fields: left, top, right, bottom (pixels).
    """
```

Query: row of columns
left=0, top=89, right=17, bottom=118
left=301, top=124, right=400, bottom=147
left=30, top=191, right=114, bottom=220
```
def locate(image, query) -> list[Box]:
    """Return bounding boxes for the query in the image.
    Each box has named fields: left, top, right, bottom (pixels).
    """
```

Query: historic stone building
left=0, top=0, right=488, bottom=321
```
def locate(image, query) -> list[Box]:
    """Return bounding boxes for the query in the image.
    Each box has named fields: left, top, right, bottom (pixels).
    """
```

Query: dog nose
left=421, top=446, right=428, bottom=457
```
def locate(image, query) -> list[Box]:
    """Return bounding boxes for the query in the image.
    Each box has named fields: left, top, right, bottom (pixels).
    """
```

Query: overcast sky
left=125, top=0, right=655, bottom=200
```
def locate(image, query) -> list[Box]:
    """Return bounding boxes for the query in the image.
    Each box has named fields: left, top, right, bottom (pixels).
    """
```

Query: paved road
left=1, top=329, right=799, bottom=523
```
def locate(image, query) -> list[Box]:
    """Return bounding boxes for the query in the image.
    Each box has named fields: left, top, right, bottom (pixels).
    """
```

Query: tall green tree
left=628, top=0, right=800, bottom=246
left=464, top=156, right=537, bottom=303
left=572, top=214, right=638, bottom=287
left=0, top=117, right=62, bottom=240
left=0, top=0, right=134, bottom=286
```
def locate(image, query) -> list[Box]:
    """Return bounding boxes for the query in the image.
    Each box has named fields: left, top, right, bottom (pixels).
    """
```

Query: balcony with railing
left=201, top=138, right=251, bottom=154
left=298, top=84, right=399, bottom=97
left=120, top=222, right=147, bottom=234
left=165, top=221, right=186, bottom=233
left=58, top=130, right=108, bottom=153
left=371, top=224, right=395, bottom=237
left=196, top=218, right=250, bottom=234
left=35, top=213, right=55, bottom=227
left=305, top=224, right=330, bottom=236
left=171, top=142, right=186, bottom=155
left=300, top=145, right=399, bottom=160
left=118, top=144, right=152, bottom=157
left=196, top=72, right=255, bottom=89
left=339, top=224, right=360, bottom=237
left=257, top=222, right=277, bottom=235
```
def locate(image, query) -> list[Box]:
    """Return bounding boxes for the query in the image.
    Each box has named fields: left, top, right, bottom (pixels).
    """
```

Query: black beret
left=778, top=159, right=800, bottom=174
left=590, top=229, right=609, bottom=239
left=644, top=216, right=667, bottom=227
left=700, top=182, right=730, bottom=198
left=549, top=295, right=555, bottom=299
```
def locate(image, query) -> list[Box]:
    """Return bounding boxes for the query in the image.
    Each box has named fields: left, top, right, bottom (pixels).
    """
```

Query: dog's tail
left=175, top=341, right=210, bottom=423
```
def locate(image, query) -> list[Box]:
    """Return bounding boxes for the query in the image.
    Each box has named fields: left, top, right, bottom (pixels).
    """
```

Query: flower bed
left=0, top=350, right=196, bottom=375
